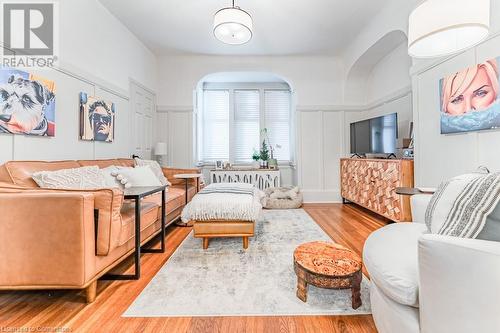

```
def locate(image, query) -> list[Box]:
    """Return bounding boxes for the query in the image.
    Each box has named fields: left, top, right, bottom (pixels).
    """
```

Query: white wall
left=157, top=55, right=343, bottom=108
left=366, top=43, right=411, bottom=103
left=0, top=0, right=157, bottom=164
left=60, top=0, right=157, bottom=91
left=413, top=32, right=500, bottom=187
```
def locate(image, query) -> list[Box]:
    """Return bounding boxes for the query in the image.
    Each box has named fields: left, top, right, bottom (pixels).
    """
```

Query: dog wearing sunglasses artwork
left=80, top=92, right=115, bottom=142
left=0, top=74, right=55, bottom=136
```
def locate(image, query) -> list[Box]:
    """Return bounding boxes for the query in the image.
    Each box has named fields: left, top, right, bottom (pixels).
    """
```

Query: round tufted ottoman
left=293, top=241, right=362, bottom=309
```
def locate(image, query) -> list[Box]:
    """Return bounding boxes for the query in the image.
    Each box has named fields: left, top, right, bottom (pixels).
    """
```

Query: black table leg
left=142, top=189, right=166, bottom=253
left=102, top=197, right=141, bottom=280
left=184, top=179, right=188, bottom=204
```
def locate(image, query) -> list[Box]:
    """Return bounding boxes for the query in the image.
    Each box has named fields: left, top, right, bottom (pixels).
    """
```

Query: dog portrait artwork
left=79, top=92, right=115, bottom=142
left=0, top=69, right=56, bottom=136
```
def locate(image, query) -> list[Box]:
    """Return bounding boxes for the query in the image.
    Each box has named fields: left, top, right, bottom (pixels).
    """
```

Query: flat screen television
left=350, top=113, right=398, bottom=155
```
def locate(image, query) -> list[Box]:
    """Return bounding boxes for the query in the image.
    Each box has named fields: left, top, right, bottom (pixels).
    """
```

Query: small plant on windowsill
left=252, top=149, right=261, bottom=169
left=260, top=139, right=270, bottom=169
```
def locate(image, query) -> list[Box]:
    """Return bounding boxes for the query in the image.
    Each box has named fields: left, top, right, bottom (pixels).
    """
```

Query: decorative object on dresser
left=293, top=241, right=362, bottom=309
left=211, top=167, right=280, bottom=190
left=340, top=158, right=414, bottom=222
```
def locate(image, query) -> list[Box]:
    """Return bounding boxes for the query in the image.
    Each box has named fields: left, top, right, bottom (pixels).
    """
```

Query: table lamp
left=154, top=142, right=167, bottom=166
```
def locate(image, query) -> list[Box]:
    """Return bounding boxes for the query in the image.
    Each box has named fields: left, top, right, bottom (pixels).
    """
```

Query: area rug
left=123, top=209, right=371, bottom=317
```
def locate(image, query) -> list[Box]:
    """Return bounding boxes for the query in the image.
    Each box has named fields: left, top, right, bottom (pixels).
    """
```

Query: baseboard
left=301, top=189, right=342, bottom=203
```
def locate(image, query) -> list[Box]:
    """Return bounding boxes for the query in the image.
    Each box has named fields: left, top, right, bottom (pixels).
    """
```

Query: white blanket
left=181, top=183, right=263, bottom=223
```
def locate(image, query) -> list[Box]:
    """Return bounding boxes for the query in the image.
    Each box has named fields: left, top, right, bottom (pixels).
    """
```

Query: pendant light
left=213, top=0, right=253, bottom=45
left=408, top=0, right=490, bottom=58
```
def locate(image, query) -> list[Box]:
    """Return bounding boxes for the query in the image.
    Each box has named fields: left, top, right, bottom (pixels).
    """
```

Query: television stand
left=386, top=153, right=397, bottom=159
left=350, top=153, right=364, bottom=158
left=340, top=158, right=414, bottom=222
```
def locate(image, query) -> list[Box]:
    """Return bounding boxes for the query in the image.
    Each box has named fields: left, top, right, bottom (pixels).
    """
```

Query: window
left=234, top=90, right=260, bottom=162
left=265, top=90, right=291, bottom=161
left=198, top=83, right=291, bottom=164
left=201, top=90, right=229, bottom=161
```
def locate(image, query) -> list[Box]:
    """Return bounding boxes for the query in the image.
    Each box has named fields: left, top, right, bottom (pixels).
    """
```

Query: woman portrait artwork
left=440, top=58, right=500, bottom=134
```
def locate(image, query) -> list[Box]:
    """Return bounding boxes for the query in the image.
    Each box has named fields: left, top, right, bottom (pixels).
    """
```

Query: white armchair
left=364, top=193, right=500, bottom=333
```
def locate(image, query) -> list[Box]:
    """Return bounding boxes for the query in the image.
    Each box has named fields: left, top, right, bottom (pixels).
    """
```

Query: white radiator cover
left=210, top=169, right=281, bottom=190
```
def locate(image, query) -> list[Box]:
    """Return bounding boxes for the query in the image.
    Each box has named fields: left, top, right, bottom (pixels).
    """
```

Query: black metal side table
left=101, top=185, right=167, bottom=281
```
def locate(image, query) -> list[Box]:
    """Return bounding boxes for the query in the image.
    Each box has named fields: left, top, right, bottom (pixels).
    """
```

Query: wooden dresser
left=340, top=158, right=414, bottom=222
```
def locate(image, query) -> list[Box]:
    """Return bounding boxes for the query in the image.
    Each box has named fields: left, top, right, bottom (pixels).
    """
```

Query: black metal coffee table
left=101, top=185, right=167, bottom=280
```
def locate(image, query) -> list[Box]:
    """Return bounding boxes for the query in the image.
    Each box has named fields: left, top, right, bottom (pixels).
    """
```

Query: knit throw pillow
left=32, top=166, right=106, bottom=190
left=425, top=172, right=500, bottom=238
left=134, top=158, right=171, bottom=186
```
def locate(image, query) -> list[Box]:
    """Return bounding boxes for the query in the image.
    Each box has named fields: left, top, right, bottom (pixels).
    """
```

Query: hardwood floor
left=0, top=203, right=387, bottom=333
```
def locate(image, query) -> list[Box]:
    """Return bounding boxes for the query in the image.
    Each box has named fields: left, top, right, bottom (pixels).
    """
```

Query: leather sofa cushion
left=78, top=158, right=134, bottom=168
left=119, top=201, right=161, bottom=246
left=2, top=160, right=81, bottom=187
left=363, top=223, right=428, bottom=307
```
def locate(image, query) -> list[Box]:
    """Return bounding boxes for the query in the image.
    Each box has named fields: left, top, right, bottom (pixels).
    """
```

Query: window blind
left=265, top=90, right=291, bottom=161
left=198, top=86, right=291, bottom=164
left=202, top=90, right=229, bottom=161
left=234, top=90, right=260, bottom=162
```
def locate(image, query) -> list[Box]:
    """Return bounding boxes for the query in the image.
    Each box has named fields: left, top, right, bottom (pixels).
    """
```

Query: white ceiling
left=99, top=0, right=399, bottom=56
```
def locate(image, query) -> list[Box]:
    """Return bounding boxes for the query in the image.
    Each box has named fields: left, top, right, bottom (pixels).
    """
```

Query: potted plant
left=260, top=139, right=270, bottom=168
left=251, top=149, right=261, bottom=169
left=261, top=128, right=278, bottom=169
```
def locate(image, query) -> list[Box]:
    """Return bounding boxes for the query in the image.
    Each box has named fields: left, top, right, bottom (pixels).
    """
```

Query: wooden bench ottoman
left=193, top=220, right=255, bottom=250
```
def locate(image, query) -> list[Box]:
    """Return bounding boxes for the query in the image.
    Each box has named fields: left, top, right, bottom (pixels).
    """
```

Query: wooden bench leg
left=85, top=280, right=97, bottom=303
left=296, top=276, right=308, bottom=302
left=203, top=237, right=209, bottom=250
left=242, top=236, right=249, bottom=249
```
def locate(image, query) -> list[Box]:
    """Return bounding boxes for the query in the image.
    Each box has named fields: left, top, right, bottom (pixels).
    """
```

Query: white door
left=130, top=82, right=155, bottom=159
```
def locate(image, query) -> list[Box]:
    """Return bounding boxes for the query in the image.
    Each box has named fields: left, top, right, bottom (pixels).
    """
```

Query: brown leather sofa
left=0, top=158, right=200, bottom=303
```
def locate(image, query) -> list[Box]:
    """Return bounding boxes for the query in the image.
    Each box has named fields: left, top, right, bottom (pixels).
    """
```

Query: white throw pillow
left=134, top=158, right=171, bottom=186
left=32, top=166, right=106, bottom=190
left=100, top=166, right=121, bottom=188
left=425, top=172, right=500, bottom=238
left=117, top=166, right=162, bottom=187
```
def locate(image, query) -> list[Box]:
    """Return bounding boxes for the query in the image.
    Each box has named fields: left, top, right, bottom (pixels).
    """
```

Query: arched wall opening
left=344, top=30, right=409, bottom=105
left=193, top=71, right=297, bottom=186
left=343, top=30, right=414, bottom=156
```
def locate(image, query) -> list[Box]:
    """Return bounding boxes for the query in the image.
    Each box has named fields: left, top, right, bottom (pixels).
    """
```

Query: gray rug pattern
left=124, top=209, right=371, bottom=317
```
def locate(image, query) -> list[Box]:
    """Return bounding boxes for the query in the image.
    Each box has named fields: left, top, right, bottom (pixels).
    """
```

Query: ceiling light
left=408, top=0, right=490, bottom=58
left=214, top=0, right=253, bottom=45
